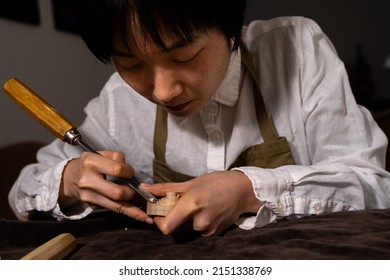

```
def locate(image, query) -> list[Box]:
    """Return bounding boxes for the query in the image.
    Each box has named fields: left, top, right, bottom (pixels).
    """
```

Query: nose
left=152, top=67, right=183, bottom=104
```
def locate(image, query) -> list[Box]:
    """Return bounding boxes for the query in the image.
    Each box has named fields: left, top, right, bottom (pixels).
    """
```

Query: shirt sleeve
left=235, top=17, right=390, bottom=230
left=7, top=72, right=154, bottom=221
left=8, top=76, right=116, bottom=221
left=7, top=139, right=93, bottom=221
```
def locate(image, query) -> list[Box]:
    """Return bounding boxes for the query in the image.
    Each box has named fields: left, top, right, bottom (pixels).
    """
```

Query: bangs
left=114, top=1, right=208, bottom=54
left=79, top=0, right=246, bottom=64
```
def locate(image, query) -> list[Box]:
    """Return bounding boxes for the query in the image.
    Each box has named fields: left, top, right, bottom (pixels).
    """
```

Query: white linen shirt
left=9, top=17, right=390, bottom=229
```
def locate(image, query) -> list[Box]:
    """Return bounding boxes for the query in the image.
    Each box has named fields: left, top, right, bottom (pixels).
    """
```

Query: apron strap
left=153, top=105, right=168, bottom=162
left=240, top=42, right=279, bottom=142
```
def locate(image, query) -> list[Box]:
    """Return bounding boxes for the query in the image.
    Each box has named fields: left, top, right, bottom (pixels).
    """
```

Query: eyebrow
left=112, top=37, right=196, bottom=58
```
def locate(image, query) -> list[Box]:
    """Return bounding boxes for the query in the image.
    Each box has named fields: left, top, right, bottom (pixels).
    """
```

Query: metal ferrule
left=64, top=129, right=82, bottom=146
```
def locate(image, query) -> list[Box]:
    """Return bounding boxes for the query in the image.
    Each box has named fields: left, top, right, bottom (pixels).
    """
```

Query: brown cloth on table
left=1, top=208, right=390, bottom=260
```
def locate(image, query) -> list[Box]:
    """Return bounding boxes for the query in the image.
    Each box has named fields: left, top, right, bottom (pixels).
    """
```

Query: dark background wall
left=245, top=0, right=390, bottom=110
left=0, top=0, right=389, bottom=147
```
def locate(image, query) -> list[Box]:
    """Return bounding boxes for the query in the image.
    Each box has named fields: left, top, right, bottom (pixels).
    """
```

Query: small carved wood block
left=146, top=192, right=180, bottom=216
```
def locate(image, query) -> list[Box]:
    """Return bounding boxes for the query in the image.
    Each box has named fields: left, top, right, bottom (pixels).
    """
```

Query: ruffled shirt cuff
left=232, top=166, right=292, bottom=229
left=27, top=158, right=93, bottom=221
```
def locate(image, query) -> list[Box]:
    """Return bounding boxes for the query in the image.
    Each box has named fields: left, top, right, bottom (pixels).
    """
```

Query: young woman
left=9, top=0, right=390, bottom=236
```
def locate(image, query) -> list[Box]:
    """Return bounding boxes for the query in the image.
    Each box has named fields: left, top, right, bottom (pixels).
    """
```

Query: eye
left=118, top=64, right=143, bottom=72
left=172, top=50, right=201, bottom=64
left=173, top=56, right=195, bottom=64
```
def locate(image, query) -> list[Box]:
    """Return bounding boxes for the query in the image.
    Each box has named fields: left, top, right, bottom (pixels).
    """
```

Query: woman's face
left=111, top=27, right=231, bottom=117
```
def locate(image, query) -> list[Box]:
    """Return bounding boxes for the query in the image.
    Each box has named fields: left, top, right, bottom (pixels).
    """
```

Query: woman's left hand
left=143, top=170, right=262, bottom=236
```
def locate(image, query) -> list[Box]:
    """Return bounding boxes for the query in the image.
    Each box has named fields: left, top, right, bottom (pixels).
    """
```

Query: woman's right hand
left=59, top=150, right=153, bottom=224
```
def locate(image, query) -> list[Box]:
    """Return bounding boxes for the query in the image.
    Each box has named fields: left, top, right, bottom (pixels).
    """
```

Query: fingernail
left=145, top=217, right=154, bottom=225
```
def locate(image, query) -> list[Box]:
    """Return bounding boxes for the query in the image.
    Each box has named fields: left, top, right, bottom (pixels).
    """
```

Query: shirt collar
left=211, top=48, right=241, bottom=107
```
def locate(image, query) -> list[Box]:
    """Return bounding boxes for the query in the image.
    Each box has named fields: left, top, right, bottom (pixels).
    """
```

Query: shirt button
left=211, top=131, right=221, bottom=141
left=313, top=203, right=323, bottom=212
left=203, top=112, right=214, bottom=123
left=277, top=202, right=284, bottom=214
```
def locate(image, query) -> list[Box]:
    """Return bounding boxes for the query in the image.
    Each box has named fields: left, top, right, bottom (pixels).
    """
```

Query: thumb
left=141, top=182, right=172, bottom=197
left=141, top=181, right=187, bottom=197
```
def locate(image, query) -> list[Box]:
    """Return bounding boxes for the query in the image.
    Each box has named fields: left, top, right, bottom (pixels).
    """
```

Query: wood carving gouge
left=3, top=78, right=157, bottom=203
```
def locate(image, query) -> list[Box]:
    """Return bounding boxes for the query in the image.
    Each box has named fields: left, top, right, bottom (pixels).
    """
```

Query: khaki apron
left=152, top=43, right=295, bottom=183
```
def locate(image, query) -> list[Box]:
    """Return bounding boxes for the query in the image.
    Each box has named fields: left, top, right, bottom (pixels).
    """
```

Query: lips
left=164, top=100, right=192, bottom=112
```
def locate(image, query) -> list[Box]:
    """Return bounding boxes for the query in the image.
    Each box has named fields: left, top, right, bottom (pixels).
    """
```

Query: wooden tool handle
left=3, top=78, right=75, bottom=141
left=20, top=233, right=77, bottom=260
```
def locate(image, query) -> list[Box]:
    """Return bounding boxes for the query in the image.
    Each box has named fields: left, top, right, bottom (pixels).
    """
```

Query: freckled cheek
left=182, top=71, right=208, bottom=94
left=119, top=73, right=154, bottom=100
left=199, top=61, right=225, bottom=93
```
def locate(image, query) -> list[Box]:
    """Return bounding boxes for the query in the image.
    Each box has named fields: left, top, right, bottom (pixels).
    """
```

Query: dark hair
left=79, top=0, right=247, bottom=64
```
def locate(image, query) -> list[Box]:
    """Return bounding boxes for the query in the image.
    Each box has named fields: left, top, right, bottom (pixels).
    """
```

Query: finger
left=113, top=201, right=154, bottom=224
left=98, top=150, right=126, bottom=163
left=142, top=181, right=189, bottom=197
left=78, top=172, right=137, bottom=202
left=198, top=223, right=218, bottom=237
left=198, top=216, right=237, bottom=237
left=153, top=216, right=174, bottom=235
left=153, top=197, right=194, bottom=234
left=87, top=191, right=153, bottom=224
left=81, top=152, right=134, bottom=179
